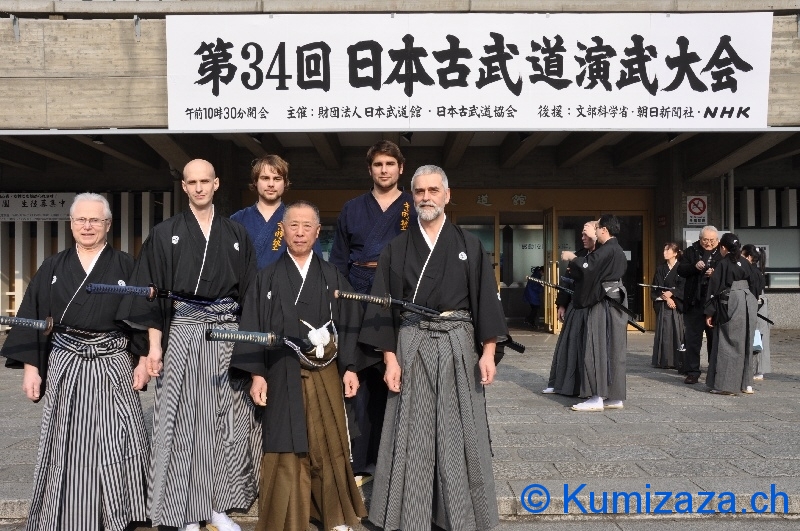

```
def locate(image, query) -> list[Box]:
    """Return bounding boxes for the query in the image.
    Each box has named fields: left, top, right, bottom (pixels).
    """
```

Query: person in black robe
left=562, top=214, right=628, bottom=412
left=677, top=226, right=719, bottom=383
left=230, top=200, right=367, bottom=531
left=118, top=159, right=257, bottom=531
left=704, top=233, right=758, bottom=395
left=651, top=242, right=686, bottom=370
left=360, top=165, right=508, bottom=531
left=543, top=220, right=597, bottom=396
left=1, top=193, right=149, bottom=531
left=742, top=244, right=771, bottom=379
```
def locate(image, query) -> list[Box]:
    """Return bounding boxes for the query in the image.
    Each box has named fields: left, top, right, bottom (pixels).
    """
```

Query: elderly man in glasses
left=1, top=193, right=150, bottom=531
left=677, top=225, right=720, bottom=385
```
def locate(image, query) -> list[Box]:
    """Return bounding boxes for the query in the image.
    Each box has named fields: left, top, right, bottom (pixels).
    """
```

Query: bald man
left=120, top=159, right=258, bottom=531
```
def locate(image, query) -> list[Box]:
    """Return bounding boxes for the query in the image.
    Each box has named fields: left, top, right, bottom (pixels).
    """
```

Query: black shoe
left=684, top=374, right=699, bottom=384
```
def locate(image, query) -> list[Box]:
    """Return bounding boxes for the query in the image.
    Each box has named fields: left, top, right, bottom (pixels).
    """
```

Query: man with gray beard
left=360, top=165, right=508, bottom=530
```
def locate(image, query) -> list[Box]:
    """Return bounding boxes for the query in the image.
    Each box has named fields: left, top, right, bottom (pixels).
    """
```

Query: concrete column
left=141, top=191, right=154, bottom=239
left=14, top=221, right=31, bottom=314
left=120, top=192, right=134, bottom=255
left=35, top=221, right=48, bottom=268
left=57, top=221, right=73, bottom=252
left=173, top=180, right=185, bottom=215
left=162, top=191, right=172, bottom=221
left=0, top=223, right=9, bottom=326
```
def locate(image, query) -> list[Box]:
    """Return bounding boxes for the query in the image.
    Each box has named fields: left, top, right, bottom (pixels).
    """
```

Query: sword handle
left=205, top=328, right=281, bottom=347
left=334, top=290, right=392, bottom=310
left=86, top=283, right=153, bottom=299
left=498, top=337, right=526, bottom=353
left=0, top=315, right=55, bottom=335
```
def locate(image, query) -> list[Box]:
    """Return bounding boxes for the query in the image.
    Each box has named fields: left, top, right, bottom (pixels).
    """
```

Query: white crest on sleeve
left=267, top=291, right=272, bottom=300
left=497, top=292, right=501, bottom=300
left=582, top=263, right=589, bottom=268
left=458, top=252, right=467, bottom=261
left=234, top=242, right=239, bottom=251
left=51, top=276, right=57, bottom=285
left=118, top=280, right=126, bottom=286
left=172, top=235, right=179, bottom=245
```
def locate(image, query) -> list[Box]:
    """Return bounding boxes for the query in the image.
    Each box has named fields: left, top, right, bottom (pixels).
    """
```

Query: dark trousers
left=350, top=364, right=388, bottom=474
left=526, top=304, right=541, bottom=327
left=683, top=304, right=713, bottom=378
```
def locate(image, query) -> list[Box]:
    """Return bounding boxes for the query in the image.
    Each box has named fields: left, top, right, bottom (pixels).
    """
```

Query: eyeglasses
left=71, top=217, right=108, bottom=228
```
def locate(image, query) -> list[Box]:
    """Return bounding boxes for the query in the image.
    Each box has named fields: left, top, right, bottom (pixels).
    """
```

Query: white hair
left=411, top=165, right=449, bottom=191
left=70, top=193, right=112, bottom=219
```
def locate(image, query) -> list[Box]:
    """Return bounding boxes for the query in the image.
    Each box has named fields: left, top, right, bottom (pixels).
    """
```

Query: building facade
left=0, top=1, right=798, bottom=329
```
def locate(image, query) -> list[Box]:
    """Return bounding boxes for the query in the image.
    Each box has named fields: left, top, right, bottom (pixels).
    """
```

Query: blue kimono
left=329, top=190, right=416, bottom=294
left=231, top=202, right=321, bottom=270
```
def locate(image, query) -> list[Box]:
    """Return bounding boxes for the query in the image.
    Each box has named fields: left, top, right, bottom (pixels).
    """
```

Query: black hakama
left=650, top=263, right=685, bottom=369
left=546, top=305, right=587, bottom=395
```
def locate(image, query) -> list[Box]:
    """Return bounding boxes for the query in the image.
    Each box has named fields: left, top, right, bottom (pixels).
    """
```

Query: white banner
left=167, top=13, right=773, bottom=132
left=0, top=193, right=74, bottom=222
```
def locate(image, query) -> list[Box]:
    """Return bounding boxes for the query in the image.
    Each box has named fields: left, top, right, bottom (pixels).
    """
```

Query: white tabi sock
left=571, top=395, right=604, bottom=411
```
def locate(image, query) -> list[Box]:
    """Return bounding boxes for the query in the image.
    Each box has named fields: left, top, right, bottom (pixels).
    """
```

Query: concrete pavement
left=2, top=326, right=800, bottom=528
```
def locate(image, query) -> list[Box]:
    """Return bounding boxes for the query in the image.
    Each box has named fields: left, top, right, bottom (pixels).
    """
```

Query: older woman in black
left=704, top=233, right=758, bottom=395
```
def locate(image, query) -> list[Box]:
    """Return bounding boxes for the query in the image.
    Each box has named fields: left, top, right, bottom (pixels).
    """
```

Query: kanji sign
left=686, top=195, right=708, bottom=226
left=166, top=13, right=772, bottom=132
left=0, top=193, right=73, bottom=222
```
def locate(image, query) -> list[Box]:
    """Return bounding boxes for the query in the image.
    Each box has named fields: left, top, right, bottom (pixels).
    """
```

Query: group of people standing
left=2, top=140, right=509, bottom=531
left=652, top=225, right=771, bottom=395
left=543, top=216, right=630, bottom=412
left=542, top=220, right=770, bottom=412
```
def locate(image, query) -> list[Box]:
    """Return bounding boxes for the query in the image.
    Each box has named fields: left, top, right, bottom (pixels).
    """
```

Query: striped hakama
left=754, top=297, right=772, bottom=374
left=706, top=280, right=757, bottom=394
left=148, top=299, right=259, bottom=527
left=26, top=331, right=148, bottom=531
left=370, top=311, right=498, bottom=531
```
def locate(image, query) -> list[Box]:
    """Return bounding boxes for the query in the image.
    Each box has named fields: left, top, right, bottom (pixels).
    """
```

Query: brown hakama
left=256, top=363, right=366, bottom=531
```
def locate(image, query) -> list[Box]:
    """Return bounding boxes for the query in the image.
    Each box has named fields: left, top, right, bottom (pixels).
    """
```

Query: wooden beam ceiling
left=139, top=134, right=193, bottom=171
left=69, top=134, right=161, bottom=170
left=744, top=133, right=800, bottom=166
left=442, top=132, right=475, bottom=169
left=212, top=133, right=284, bottom=159
left=613, top=132, right=695, bottom=167
left=0, top=140, right=46, bottom=172
left=307, top=133, right=342, bottom=169
left=556, top=132, right=629, bottom=167
left=686, top=132, right=795, bottom=181
left=0, top=136, right=103, bottom=171
left=499, top=132, right=549, bottom=168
